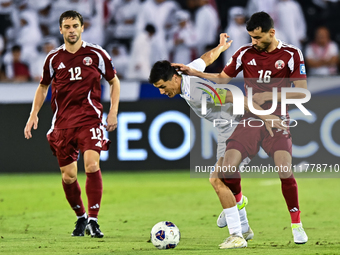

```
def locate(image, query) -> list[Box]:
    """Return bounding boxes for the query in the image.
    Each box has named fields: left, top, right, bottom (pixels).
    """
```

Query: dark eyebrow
left=252, top=36, right=262, bottom=39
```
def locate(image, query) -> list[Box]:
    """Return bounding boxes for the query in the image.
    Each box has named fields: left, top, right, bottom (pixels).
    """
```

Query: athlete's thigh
left=226, top=122, right=264, bottom=159
left=261, top=129, right=292, bottom=158
left=47, top=128, right=79, bottom=167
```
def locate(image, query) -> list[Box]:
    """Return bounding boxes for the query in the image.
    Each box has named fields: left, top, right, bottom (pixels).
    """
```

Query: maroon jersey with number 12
left=223, top=40, right=307, bottom=116
left=40, top=41, right=116, bottom=130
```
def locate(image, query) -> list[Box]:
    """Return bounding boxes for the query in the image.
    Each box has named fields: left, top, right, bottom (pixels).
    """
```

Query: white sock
left=223, top=205, right=242, bottom=237
left=238, top=208, right=250, bottom=233
left=77, top=213, right=87, bottom=219
left=88, top=217, right=98, bottom=222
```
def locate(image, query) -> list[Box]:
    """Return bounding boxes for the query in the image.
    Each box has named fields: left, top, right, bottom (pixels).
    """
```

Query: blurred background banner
left=1, top=77, right=340, bottom=173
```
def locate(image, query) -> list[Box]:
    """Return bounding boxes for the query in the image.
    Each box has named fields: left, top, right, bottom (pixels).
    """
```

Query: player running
left=24, top=10, right=120, bottom=238
left=173, top=12, right=309, bottom=247
left=149, top=33, right=286, bottom=249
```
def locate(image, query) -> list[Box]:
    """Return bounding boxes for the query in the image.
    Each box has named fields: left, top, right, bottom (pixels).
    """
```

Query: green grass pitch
left=0, top=171, right=339, bottom=254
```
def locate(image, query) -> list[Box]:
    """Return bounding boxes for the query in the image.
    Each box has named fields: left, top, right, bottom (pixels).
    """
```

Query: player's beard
left=65, top=34, right=80, bottom=45
left=257, top=41, right=271, bottom=52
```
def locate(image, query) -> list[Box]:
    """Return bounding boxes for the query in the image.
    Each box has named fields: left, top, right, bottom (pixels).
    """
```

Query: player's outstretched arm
left=106, top=76, right=120, bottom=132
left=24, top=84, right=49, bottom=139
left=200, top=33, right=233, bottom=66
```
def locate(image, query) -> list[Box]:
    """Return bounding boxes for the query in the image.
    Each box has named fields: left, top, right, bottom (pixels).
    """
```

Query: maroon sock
left=221, top=171, right=242, bottom=196
left=62, top=180, right=86, bottom=217
left=280, top=175, right=300, bottom=223
left=86, top=170, right=103, bottom=218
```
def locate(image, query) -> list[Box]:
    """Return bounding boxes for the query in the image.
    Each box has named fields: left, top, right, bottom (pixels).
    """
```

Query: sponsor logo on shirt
left=300, top=64, right=306, bottom=75
left=247, top=59, right=257, bottom=66
left=57, top=62, right=66, bottom=69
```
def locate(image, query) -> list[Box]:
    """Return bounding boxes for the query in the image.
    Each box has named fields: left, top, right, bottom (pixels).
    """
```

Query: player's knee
left=209, top=177, right=224, bottom=193
left=62, top=173, right=77, bottom=184
left=85, top=161, right=99, bottom=173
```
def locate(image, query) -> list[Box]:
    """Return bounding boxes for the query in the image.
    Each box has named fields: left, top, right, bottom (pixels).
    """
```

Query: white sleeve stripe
left=91, top=49, right=105, bottom=75
left=236, top=48, right=251, bottom=70
left=282, top=43, right=304, bottom=61
left=284, top=50, right=294, bottom=73
left=48, top=53, right=59, bottom=78
left=87, top=42, right=111, bottom=60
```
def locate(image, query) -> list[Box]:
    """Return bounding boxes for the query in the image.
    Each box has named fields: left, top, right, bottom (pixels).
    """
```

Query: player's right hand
left=218, top=33, right=233, bottom=52
left=171, top=63, right=198, bottom=76
left=24, top=115, right=39, bottom=139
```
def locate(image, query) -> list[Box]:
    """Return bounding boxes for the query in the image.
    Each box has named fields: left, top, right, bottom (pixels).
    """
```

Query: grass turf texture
left=0, top=171, right=339, bottom=254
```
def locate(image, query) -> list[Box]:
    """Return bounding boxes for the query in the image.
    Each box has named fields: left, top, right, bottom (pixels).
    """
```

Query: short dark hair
left=145, top=24, right=156, bottom=34
left=246, top=11, right=274, bottom=33
left=59, top=10, right=83, bottom=27
left=149, top=60, right=179, bottom=84
left=12, top=45, right=21, bottom=52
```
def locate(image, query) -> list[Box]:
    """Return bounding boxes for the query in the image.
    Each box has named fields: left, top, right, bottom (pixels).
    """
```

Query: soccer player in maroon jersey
left=173, top=12, right=308, bottom=248
left=24, top=10, right=120, bottom=238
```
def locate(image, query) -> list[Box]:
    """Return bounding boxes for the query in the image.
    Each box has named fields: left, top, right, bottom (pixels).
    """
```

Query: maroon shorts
left=47, top=123, right=111, bottom=167
left=226, top=117, right=292, bottom=160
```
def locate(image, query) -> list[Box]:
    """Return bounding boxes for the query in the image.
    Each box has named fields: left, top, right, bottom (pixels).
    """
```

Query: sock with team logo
left=280, top=174, right=300, bottom=223
left=62, top=180, right=86, bottom=216
left=86, top=170, right=103, bottom=218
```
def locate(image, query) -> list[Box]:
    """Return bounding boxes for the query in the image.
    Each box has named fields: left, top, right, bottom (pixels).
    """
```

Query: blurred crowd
left=0, top=0, right=340, bottom=83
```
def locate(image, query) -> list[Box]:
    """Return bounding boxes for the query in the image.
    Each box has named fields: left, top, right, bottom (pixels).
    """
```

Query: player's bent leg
left=210, top=151, right=247, bottom=248
left=60, top=162, right=87, bottom=236
left=83, top=150, right=104, bottom=238
left=274, top=150, right=308, bottom=244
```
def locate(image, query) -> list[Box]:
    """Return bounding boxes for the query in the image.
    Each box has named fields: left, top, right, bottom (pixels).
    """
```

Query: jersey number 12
left=69, top=67, right=82, bottom=81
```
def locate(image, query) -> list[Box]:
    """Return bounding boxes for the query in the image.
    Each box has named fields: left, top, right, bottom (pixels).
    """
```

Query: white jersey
left=180, top=58, right=243, bottom=160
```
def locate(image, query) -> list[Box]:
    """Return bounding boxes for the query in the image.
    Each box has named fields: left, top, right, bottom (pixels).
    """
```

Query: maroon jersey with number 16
left=41, top=41, right=116, bottom=130
left=223, top=40, right=307, bottom=116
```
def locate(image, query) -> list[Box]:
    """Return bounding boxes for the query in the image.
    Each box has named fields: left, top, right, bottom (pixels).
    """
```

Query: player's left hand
left=171, top=63, right=198, bottom=76
left=263, top=115, right=287, bottom=137
left=105, top=112, right=117, bottom=132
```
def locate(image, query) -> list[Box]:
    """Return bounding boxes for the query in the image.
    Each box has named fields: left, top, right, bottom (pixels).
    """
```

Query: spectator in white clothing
left=126, top=24, right=156, bottom=81
left=106, top=43, right=129, bottom=79
left=194, top=0, right=219, bottom=56
left=223, top=6, right=249, bottom=72
left=274, top=0, right=306, bottom=49
left=30, top=37, right=58, bottom=81
left=111, top=0, right=140, bottom=41
left=135, top=0, right=179, bottom=41
left=305, top=26, right=339, bottom=76
left=168, top=10, right=197, bottom=64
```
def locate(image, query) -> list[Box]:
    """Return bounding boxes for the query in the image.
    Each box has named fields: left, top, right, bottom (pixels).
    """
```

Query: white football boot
left=292, top=223, right=308, bottom=244
left=219, top=234, right=247, bottom=249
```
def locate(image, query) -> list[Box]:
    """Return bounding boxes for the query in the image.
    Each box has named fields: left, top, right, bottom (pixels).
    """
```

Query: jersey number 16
left=257, top=70, right=272, bottom=83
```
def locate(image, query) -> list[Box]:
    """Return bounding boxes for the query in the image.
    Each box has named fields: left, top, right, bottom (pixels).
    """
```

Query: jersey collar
left=62, top=41, right=87, bottom=50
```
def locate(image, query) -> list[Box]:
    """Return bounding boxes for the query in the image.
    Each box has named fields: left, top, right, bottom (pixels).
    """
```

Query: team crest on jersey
left=275, top=60, right=285, bottom=69
left=83, top=57, right=93, bottom=66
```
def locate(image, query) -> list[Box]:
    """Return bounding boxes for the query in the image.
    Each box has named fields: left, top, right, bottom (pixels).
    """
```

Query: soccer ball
left=150, top=221, right=180, bottom=249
